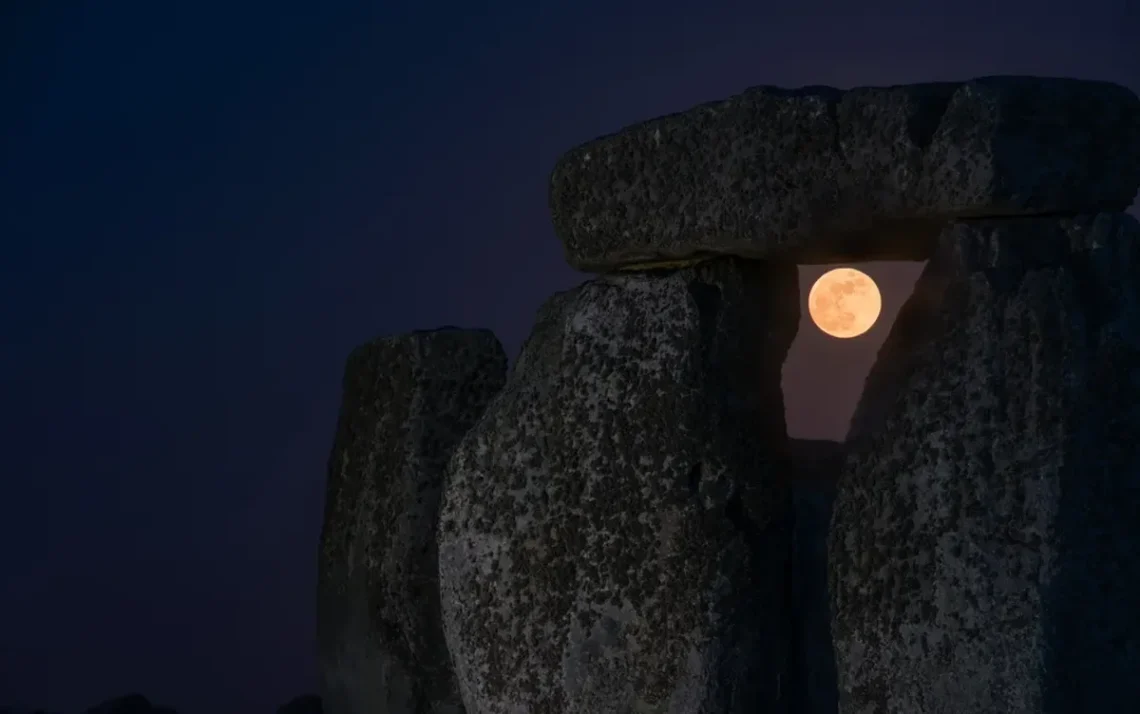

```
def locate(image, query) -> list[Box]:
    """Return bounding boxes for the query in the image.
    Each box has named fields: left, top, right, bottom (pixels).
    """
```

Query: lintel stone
left=549, top=76, right=1140, bottom=271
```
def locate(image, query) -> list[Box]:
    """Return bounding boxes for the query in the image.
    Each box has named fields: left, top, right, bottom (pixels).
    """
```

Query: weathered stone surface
left=438, top=257, right=798, bottom=714
left=786, top=439, right=846, bottom=714
left=550, top=77, right=1140, bottom=271
left=830, top=213, right=1140, bottom=713
left=318, top=328, right=507, bottom=714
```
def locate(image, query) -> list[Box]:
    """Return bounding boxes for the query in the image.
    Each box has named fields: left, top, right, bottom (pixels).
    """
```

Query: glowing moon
left=808, top=267, right=882, bottom=339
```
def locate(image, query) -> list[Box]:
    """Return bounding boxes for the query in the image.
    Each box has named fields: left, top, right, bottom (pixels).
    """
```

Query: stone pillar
left=317, top=329, right=507, bottom=714
left=438, top=257, right=799, bottom=714
left=830, top=214, right=1140, bottom=713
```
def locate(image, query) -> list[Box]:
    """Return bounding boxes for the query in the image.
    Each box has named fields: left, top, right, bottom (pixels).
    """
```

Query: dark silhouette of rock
left=6, top=693, right=319, bottom=714
left=831, top=213, right=1140, bottom=713
left=317, top=329, right=507, bottom=714
left=313, top=75, right=1140, bottom=714
left=550, top=76, right=1140, bottom=271
left=786, top=439, right=846, bottom=714
left=277, top=694, right=322, bottom=714
left=438, top=257, right=798, bottom=713
left=786, top=439, right=846, bottom=494
left=83, top=695, right=175, bottom=714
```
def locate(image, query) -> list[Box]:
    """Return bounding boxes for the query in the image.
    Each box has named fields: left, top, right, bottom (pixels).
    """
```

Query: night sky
left=2, top=2, right=1137, bottom=713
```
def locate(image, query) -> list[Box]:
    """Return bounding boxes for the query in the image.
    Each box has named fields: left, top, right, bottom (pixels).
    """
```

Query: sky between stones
left=785, top=261, right=927, bottom=441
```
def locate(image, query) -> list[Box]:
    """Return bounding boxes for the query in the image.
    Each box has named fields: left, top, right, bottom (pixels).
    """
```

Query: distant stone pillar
left=438, top=257, right=799, bottom=714
left=830, top=214, right=1140, bottom=713
left=317, top=329, right=507, bottom=714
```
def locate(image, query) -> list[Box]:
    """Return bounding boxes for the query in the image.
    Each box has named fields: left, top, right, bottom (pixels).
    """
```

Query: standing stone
left=830, top=213, right=1140, bottom=713
left=549, top=77, right=1140, bottom=271
left=438, top=257, right=799, bottom=714
left=318, top=329, right=507, bottom=714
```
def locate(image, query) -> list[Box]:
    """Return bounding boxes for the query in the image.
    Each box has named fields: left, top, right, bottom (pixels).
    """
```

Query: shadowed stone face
left=317, top=328, right=507, bottom=714
left=829, top=214, right=1140, bottom=714
left=438, top=258, right=799, bottom=714
left=549, top=77, right=1140, bottom=271
left=786, top=439, right=846, bottom=714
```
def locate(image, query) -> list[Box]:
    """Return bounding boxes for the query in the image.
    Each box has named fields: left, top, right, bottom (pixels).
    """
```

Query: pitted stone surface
left=317, top=328, right=507, bottom=714
left=438, top=258, right=798, bottom=714
left=830, top=214, right=1140, bottom=713
left=550, top=77, right=1140, bottom=271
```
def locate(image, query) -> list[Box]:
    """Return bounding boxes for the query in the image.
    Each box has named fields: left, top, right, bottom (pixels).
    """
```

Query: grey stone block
left=550, top=77, right=1140, bottom=271
left=438, top=258, right=798, bottom=713
left=317, top=328, right=507, bottom=714
left=830, top=213, right=1140, bottom=713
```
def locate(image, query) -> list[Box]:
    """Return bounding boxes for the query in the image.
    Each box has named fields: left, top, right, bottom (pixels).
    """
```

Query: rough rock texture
left=550, top=76, right=1140, bottom=271
left=438, top=257, right=798, bottom=714
left=318, top=329, right=508, bottom=714
left=786, top=439, right=846, bottom=714
left=830, top=213, right=1140, bottom=713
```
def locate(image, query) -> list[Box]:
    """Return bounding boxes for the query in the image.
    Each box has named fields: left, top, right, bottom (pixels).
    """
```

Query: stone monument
left=318, top=76, right=1140, bottom=714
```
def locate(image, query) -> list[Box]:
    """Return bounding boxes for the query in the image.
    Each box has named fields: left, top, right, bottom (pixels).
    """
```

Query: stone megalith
left=829, top=213, right=1140, bottom=713
left=550, top=76, right=1140, bottom=271
left=438, top=257, right=798, bottom=714
left=318, top=328, right=507, bottom=714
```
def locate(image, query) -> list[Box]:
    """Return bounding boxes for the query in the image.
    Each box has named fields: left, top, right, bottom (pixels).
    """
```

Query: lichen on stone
left=438, top=257, right=799, bottom=714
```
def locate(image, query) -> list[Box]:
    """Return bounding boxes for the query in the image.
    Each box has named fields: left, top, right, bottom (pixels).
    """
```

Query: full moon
left=808, top=267, right=882, bottom=339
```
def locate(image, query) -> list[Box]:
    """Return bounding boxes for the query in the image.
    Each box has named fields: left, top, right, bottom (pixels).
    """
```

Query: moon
left=808, top=267, right=882, bottom=339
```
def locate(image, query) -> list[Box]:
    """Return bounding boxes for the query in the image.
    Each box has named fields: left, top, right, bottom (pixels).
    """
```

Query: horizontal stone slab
left=550, top=76, right=1140, bottom=271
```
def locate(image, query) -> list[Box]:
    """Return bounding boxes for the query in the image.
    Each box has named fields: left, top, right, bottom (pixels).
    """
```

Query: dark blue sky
left=2, top=1, right=1136, bottom=713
